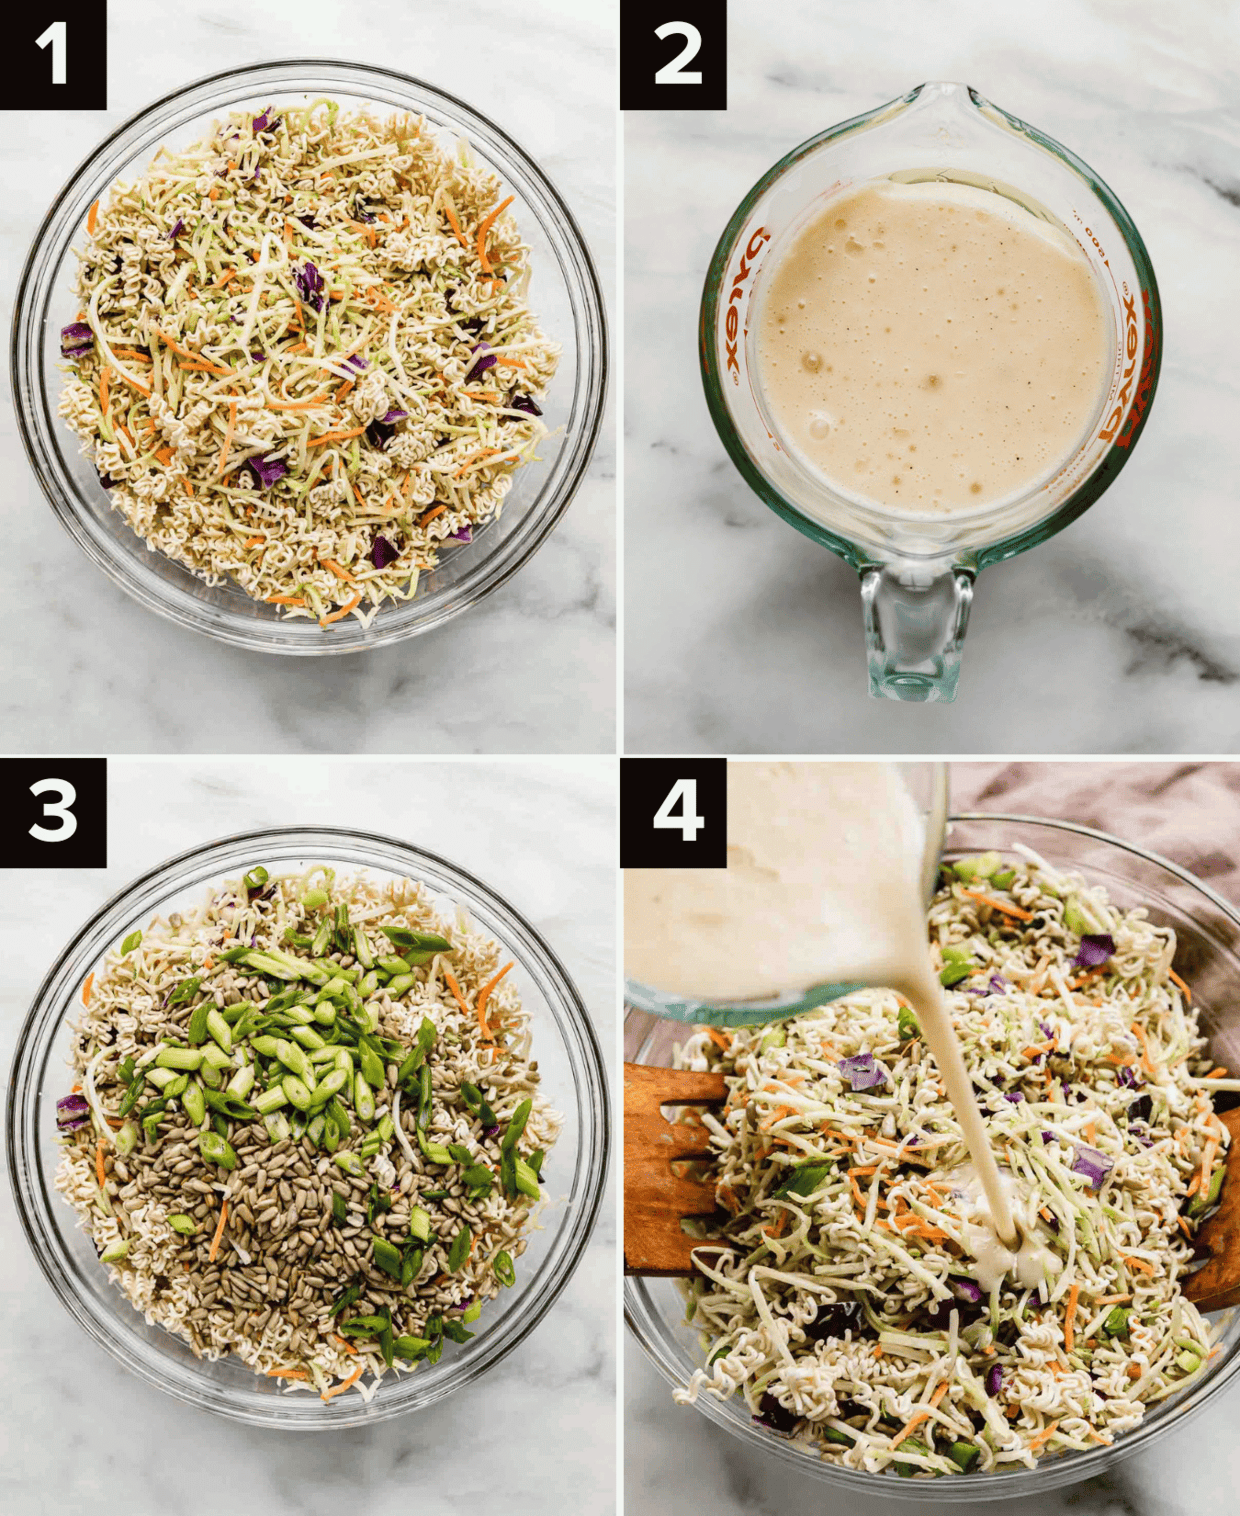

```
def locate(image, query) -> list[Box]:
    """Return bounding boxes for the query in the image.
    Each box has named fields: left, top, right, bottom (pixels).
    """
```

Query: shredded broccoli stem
left=672, top=852, right=1228, bottom=1476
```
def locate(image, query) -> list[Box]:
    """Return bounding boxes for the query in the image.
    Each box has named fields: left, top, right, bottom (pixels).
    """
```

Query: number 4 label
left=620, top=758, right=727, bottom=869
left=653, top=778, right=706, bottom=841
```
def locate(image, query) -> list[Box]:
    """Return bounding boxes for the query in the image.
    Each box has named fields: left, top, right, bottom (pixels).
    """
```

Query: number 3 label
left=29, top=777, right=79, bottom=842
left=653, top=22, right=703, bottom=84
left=653, top=778, right=706, bottom=841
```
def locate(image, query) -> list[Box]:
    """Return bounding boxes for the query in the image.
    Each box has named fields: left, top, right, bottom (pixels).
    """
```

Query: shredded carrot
left=98, top=365, right=111, bottom=417
left=336, top=379, right=355, bottom=400
left=1095, top=1293, right=1131, bottom=1306
left=1119, top=1254, right=1155, bottom=1276
left=1063, top=1283, right=1081, bottom=1352
left=244, top=535, right=266, bottom=549
left=216, top=399, right=238, bottom=477
left=476, top=195, right=515, bottom=274
left=266, top=594, right=305, bottom=606
left=891, top=1408, right=932, bottom=1449
left=872, top=1344, right=884, bottom=1358
left=1084, top=1120, right=1097, bottom=1147
left=475, top=961, right=514, bottom=1041
left=962, top=888, right=1033, bottom=922
left=265, top=394, right=329, bottom=410
left=443, top=202, right=470, bottom=249
left=307, top=425, right=368, bottom=447
left=319, top=557, right=358, bottom=584
left=112, top=348, right=152, bottom=365
left=1200, top=1139, right=1219, bottom=1197
left=208, top=1199, right=229, bottom=1262
left=208, top=268, right=237, bottom=289
left=1168, top=967, right=1193, bottom=1002
left=1207, top=1065, right=1230, bottom=1079
left=82, top=973, right=94, bottom=1006
left=451, top=447, right=502, bottom=478
left=763, top=1211, right=790, bottom=1239
left=333, top=1333, right=358, bottom=1355
left=178, top=357, right=235, bottom=376
left=1186, top=1172, right=1201, bottom=1197
left=1028, top=1421, right=1060, bottom=1451
left=71, top=1082, right=82, bottom=1095
left=930, top=1382, right=948, bottom=1409
left=419, top=504, right=447, bottom=526
left=95, top=1141, right=107, bottom=1188
left=265, top=1367, right=309, bottom=1380
left=493, top=355, right=528, bottom=369
left=1131, top=1021, right=1157, bottom=1076
left=1177, top=1215, right=1193, bottom=1237
left=85, top=199, right=101, bottom=236
left=321, top=1365, right=364, bottom=1402
left=1039, top=1206, right=1055, bottom=1223
left=154, top=447, right=174, bottom=466
left=759, top=1105, right=795, bottom=1132
left=442, top=968, right=472, bottom=1020
left=319, top=593, right=361, bottom=627
left=849, top=1173, right=867, bottom=1208
left=704, top=1027, right=732, bottom=1051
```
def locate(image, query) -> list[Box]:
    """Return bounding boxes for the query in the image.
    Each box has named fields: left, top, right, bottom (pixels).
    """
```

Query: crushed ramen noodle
left=671, top=849, right=1231, bottom=1476
left=57, top=100, right=559, bottom=626
left=55, top=862, right=559, bottom=1400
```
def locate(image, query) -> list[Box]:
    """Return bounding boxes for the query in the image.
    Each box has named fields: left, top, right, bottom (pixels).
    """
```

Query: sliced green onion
left=120, top=930, right=143, bottom=954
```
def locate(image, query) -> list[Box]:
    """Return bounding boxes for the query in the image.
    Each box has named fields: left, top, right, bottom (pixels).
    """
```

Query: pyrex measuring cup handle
left=860, top=564, right=975, bottom=703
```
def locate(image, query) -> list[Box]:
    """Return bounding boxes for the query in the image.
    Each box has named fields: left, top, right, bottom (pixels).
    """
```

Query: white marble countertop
left=0, top=0, right=615, bottom=754
left=0, top=757, right=616, bottom=1514
left=624, top=0, right=1240, bottom=753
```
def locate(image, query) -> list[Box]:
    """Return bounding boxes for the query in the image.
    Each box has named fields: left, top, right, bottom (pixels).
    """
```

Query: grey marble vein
left=0, top=0, right=615, bottom=755
left=624, top=0, right=1240, bottom=754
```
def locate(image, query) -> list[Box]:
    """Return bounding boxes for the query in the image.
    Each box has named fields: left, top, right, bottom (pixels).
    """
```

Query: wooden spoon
left=1183, top=1105, right=1240, bottom=1312
left=625, top=1064, right=1240, bottom=1305
left=624, top=1063, right=726, bottom=1275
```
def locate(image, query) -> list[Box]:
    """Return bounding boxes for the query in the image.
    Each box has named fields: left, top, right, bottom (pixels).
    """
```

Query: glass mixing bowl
left=624, top=814, right=1240, bottom=1500
left=8, top=826, right=610, bottom=1428
left=11, top=60, right=608, bottom=655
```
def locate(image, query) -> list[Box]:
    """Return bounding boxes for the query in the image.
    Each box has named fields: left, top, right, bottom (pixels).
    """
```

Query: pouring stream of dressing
left=625, top=761, right=1017, bottom=1248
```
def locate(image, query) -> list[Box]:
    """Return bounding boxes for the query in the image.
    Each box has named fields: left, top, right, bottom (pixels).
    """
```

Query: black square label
left=7, top=7, right=108, bottom=112
left=620, top=758, right=727, bottom=868
left=621, top=1, right=728, bottom=112
left=1, top=759, right=108, bottom=868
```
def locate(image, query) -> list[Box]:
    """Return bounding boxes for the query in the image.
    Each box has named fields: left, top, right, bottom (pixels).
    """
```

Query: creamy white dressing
left=625, top=761, right=1020, bottom=1252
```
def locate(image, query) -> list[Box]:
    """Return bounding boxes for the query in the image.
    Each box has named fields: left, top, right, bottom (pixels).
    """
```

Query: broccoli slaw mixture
left=672, top=848, right=1231, bottom=1475
left=57, top=100, right=558, bottom=627
left=55, top=862, right=559, bottom=1400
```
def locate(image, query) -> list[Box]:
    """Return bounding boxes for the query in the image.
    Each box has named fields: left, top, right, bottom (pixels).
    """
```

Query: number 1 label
left=7, top=9, right=108, bottom=111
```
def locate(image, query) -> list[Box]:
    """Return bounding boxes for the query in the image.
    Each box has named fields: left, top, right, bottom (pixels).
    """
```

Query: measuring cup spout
left=860, top=561, right=974, bottom=703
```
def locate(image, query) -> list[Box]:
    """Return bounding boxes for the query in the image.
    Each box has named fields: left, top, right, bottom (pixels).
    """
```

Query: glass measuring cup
left=700, top=83, right=1162, bottom=703
left=624, top=761, right=949, bottom=1027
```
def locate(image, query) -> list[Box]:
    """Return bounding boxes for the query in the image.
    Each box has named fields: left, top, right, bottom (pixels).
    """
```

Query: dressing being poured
left=625, top=761, right=1018, bottom=1248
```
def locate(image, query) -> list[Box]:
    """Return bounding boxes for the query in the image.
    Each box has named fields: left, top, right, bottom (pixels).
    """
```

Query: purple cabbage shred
left=250, top=454, right=288, bottom=488
left=345, top=354, right=369, bottom=371
left=989, top=974, right=1009, bottom=994
left=370, top=535, right=399, bottom=570
left=1071, top=1144, right=1113, bottom=1188
left=838, top=1053, right=887, bottom=1092
left=252, top=110, right=281, bottom=134
left=1117, top=1066, right=1139, bottom=1089
left=60, top=321, right=94, bottom=358
left=450, top=526, right=473, bottom=543
left=949, top=1277, right=983, bottom=1304
left=985, top=1365, right=1003, bottom=1397
left=167, top=218, right=185, bottom=239
left=1074, top=934, right=1115, bottom=970
left=56, top=1093, right=91, bottom=1132
left=353, top=197, right=376, bottom=223
left=1003, top=1092, right=1024, bottom=1103
left=464, top=342, right=497, bottom=383
left=295, top=261, right=325, bottom=312
left=509, top=393, right=543, bottom=417
left=1042, top=1131, right=1054, bottom=1144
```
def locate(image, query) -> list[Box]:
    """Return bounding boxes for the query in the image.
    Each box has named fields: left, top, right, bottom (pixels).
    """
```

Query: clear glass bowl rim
left=10, top=57, right=609, bottom=655
left=8, top=823, right=611, bottom=1428
left=624, top=811, right=1240, bottom=1500
left=698, top=82, right=1162, bottom=575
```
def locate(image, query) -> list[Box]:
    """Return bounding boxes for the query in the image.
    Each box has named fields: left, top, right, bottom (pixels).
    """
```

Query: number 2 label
left=653, top=22, right=703, bottom=84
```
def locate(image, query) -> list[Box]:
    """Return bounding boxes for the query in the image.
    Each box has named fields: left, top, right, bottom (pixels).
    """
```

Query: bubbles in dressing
left=756, top=179, right=1112, bottom=514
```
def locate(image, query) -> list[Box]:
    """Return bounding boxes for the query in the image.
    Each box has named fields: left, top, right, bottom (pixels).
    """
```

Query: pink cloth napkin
left=951, top=762, right=1240, bottom=911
